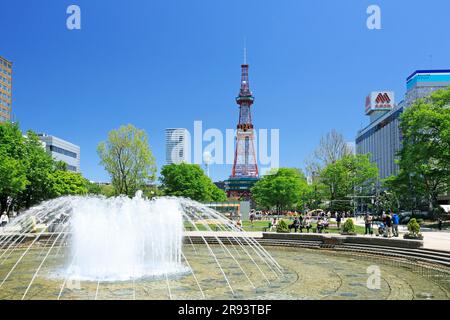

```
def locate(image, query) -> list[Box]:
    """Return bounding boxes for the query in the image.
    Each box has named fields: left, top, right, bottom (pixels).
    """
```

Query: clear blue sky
left=1, top=0, right=449, bottom=182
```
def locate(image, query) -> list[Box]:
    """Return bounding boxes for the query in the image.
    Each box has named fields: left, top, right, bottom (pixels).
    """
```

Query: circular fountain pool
left=0, top=194, right=449, bottom=300
left=0, top=245, right=448, bottom=300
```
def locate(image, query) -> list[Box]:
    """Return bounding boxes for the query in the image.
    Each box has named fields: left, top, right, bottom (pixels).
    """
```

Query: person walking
left=392, top=212, right=400, bottom=237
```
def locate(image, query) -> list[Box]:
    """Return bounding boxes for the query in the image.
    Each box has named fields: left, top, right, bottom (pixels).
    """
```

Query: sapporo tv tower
left=225, top=49, right=259, bottom=200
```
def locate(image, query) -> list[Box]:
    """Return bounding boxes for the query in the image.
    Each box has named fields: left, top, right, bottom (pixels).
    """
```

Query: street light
left=203, top=151, right=212, bottom=178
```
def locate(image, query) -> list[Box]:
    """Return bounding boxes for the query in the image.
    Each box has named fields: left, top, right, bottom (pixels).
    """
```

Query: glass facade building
left=356, top=70, right=450, bottom=180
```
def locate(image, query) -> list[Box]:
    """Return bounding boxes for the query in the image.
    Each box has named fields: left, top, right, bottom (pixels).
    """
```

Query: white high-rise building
left=38, top=134, right=80, bottom=172
left=165, top=128, right=190, bottom=165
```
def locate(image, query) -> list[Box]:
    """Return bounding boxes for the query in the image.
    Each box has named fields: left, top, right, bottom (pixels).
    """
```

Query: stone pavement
left=421, top=230, right=450, bottom=251
left=351, top=216, right=450, bottom=252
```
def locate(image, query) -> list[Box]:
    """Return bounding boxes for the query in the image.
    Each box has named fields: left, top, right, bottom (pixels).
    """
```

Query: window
left=49, top=145, right=78, bottom=158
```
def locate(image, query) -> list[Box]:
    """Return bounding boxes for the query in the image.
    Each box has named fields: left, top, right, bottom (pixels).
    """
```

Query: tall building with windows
left=165, top=128, right=190, bottom=165
left=356, top=69, right=450, bottom=180
left=37, top=134, right=81, bottom=172
left=0, top=56, right=13, bottom=122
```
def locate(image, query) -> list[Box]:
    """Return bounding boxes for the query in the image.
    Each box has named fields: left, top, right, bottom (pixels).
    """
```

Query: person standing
left=270, top=217, right=278, bottom=232
left=385, top=213, right=392, bottom=238
left=236, top=217, right=242, bottom=230
left=392, top=212, right=400, bottom=237
left=336, top=212, right=342, bottom=230
left=1, top=212, right=9, bottom=228
left=249, top=210, right=256, bottom=227
left=364, top=213, right=372, bottom=235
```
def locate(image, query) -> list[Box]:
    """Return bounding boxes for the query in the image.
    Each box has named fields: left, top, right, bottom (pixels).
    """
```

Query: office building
left=165, top=128, right=190, bottom=165
left=356, top=69, right=450, bottom=180
left=0, top=56, right=13, bottom=122
left=38, top=134, right=81, bottom=172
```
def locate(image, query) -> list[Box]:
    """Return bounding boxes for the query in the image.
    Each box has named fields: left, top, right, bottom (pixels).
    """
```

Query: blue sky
left=1, top=0, right=449, bottom=182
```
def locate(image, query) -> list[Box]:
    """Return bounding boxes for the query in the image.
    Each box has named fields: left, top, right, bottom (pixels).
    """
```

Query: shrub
left=407, top=218, right=421, bottom=235
left=276, top=220, right=290, bottom=233
left=342, top=218, right=356, bottom=234
left=404, top=218, right=423, bottom=240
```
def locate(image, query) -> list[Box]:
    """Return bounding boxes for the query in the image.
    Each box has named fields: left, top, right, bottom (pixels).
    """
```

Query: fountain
left=69, top=193, right=186, bottom=281
left=0, top=193, right=449, bottom=300
left=0, top=192, right=283, bottom=299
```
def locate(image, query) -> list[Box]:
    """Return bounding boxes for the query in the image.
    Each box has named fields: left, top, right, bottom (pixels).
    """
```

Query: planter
left=340, top=232, right=357, bottom=236
left=403, top=233, right=424, bottom=240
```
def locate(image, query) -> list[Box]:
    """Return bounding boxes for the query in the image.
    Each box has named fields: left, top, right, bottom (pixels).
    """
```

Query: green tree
left=251, top=168, right=309, bottom=213
left=396, top=88, right=450, bottom=215
left=97, top=124, right=157, bottom=197
left=320, top=154, right=378, bottom=212
left=1, top=122, right=99, bottom=212
left=99, top=184, right=116, bottom=197
left=85, top=180, right=102, bottom=195
left=18, top=131, right=55, bottom=208
left=303, top=181, right=328, bottom=210
left=0, top=151, right=28, bottom=213
left=160, top=163, right=226, bottom=202
left=48, top=171, right=88, bottom=197
left=0, top=122, right=28, bottom=212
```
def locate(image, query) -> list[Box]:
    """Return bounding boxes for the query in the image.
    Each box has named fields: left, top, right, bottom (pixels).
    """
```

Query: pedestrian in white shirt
left=1, top=212, right=9, bottom=228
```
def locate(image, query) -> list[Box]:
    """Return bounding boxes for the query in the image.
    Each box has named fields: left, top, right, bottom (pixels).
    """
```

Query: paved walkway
left=352, top=216, right=450, bottom=251
left=421, top=230, right=450, bottom=251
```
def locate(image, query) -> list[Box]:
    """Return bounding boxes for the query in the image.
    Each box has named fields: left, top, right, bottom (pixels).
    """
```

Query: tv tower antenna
left=244, top=37, right=247, bottom=64
left=225, top=47, right=259, bottom=200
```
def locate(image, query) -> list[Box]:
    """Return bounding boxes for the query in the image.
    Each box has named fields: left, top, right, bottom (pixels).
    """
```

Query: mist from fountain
left=0, top=192, right=282, bottom=299
left=69, top=192, right=185, bottom=281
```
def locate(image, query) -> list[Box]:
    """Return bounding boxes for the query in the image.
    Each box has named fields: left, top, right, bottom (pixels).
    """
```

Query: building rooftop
left=406, top=69, right=450, bottom=81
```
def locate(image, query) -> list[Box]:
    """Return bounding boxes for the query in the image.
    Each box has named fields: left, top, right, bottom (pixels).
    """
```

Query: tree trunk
left=0, top=196, right=7, bottom=214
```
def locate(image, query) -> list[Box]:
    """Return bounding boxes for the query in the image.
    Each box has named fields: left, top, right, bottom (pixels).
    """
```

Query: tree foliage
left=251, top=168, right=309, bottom=213
left=392, top=88, right=450, bottom=215
left=319, top=154, right=378, bottom=212
left=97, top=124, right=157, bottom=197
left=160, top=163, right=227, bottom=202
left=0, top=122, right=94, bottom=213
left=48, top=170, right=88, bottom=197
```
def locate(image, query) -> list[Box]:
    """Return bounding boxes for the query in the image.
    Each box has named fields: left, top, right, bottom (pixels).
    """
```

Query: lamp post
left=203, top=151, right=212, bottom=178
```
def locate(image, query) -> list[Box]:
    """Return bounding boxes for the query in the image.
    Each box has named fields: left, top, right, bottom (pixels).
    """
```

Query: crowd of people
left=240, top=209, right=404, bottom=238
left=268, top=212, right=331, bottom=233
